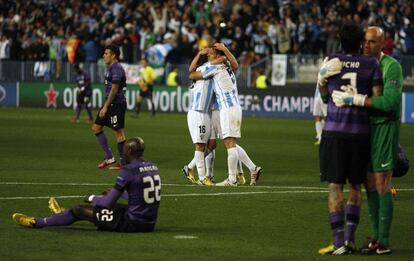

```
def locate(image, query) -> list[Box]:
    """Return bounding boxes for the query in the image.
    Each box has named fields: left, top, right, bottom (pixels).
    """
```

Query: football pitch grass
left=0, top=107, right=413, bottom=260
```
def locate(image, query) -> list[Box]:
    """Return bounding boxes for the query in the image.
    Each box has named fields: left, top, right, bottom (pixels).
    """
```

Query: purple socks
left=95, top=131, right=113, bottom=159
left=345, top=204, right=360, bottom=243
left=329, top=211, right=345, bottom=247
left=35, top=210, right=76, bottom=228
left=117, top=140, right=126, bottom=165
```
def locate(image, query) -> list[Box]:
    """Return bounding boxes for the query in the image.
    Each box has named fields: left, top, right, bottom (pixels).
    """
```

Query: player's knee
left=195, top=143, right=206, bottom=151
left=71, top=206, right=83, bottom=219
left=72, top=205, right=91, bottom=220
left=207, top=139, right=217, bottom=150
left=115, top=130, right=126, bottom=142
left=91, top=124, right=101, bottom=133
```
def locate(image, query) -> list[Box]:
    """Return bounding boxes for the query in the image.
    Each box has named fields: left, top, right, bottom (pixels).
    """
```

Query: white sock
left=227, top=147, right=238, bottom=183
left=194, top=151, right=206, bottom=181
left=237, top=160, right=243, bottom=174
left=236, top=145, right=255, bottom=171
left=315, top=121, right=324, bottom=141
left=188, top=157, right=196, bottom=170
left=205, top=149, right=215, bottom=178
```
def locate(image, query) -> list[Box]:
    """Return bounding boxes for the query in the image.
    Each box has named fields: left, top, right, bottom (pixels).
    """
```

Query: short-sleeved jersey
left=141, top=66, right=156, bottom=85
left=75, top=70, right=92, bottom=96
left=188, top=62, right=215, bottom=112
left=202, top=63, right=240, bottom=110
left=114, top=159, right=161, bottom=223
left=370, top=54, right=403, bottom=124
left=105, top=63, right=127, bottom=103
left=324, top=54, right=382, bottom=134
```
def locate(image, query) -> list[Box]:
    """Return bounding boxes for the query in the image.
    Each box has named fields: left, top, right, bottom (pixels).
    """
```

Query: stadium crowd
left=0, top=0, right=413, bottom=65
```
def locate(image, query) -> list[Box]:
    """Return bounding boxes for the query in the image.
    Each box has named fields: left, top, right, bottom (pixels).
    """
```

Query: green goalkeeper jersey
left=370, top=54, right=403, bottom=124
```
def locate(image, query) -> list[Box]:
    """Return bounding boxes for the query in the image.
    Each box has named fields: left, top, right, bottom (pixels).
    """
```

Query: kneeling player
left=12, top=137, right=161, bottom=233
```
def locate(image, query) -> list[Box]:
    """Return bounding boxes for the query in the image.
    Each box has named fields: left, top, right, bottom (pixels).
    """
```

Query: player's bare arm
left=189, top=71, right=203, bottom=80
left=363, top=84, right=383, bottom=107
left=214, top=43, right=238, bottom=71
left=189, top=49, right=208, bottom=73
left=99, top=83, right=119, bottom=118
left=210, top=55, right=227, bottom=65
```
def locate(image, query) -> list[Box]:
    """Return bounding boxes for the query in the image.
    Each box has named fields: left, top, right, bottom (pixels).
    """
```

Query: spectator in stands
left=382, top=30, right=395, bottom=55
left=167, top=66, right=180, bottom=87
left=0, top=0, right=413, bottom=67
left=84, top=35, right=100, bottom=63
left=149, top=2, right=167, bottom=38
left=255, top=69, right=268, bottom=89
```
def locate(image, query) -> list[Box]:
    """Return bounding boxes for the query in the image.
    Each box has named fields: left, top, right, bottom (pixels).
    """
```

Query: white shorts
left=210, top=110, right=221, bottom=140
left=220, top=105, right=242, bottom=139
left=313, top=96, right=327, bottom=117
left=187, top=110, right=211, bottom=144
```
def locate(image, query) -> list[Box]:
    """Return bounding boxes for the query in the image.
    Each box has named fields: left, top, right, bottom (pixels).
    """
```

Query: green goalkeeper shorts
left=370, top=121, right=400, bottom=172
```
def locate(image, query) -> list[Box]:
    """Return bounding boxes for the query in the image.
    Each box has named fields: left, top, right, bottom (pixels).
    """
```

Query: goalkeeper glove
left=332, top=85, right=367, bottom=107
left=317, top=57, right=342, bottom=87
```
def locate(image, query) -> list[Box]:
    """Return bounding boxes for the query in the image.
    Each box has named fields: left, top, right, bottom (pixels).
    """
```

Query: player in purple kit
left=92, top=45, right=127, bottom=170
left=317, top=23, right=383, bottom=255
left=71, top=63, right=93, bottom=124
left=12, top=137, right=161, bottom=233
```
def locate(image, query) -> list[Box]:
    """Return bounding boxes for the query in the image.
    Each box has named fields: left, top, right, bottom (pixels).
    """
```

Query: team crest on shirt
left=389, top=79, right=399, bottom=86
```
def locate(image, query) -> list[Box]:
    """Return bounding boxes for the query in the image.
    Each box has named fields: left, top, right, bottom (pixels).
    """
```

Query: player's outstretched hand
left=317, top=57, right=342, bottom=87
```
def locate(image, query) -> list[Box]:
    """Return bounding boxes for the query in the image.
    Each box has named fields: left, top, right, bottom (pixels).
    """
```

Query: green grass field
left=0, top=107, right=413, bottom=260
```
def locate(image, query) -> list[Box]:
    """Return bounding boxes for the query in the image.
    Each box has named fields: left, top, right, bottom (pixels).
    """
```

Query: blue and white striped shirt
left=188, top=62, right=215, bottom=112
left=202, top=64, right=240, bottom=110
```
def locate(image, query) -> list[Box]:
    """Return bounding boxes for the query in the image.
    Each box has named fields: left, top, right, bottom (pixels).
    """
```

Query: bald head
left=124, top=137, right=145, bottom=163
left=363, top=26, right=385, bottom=59
left=367, top=26, right=385, bottom=40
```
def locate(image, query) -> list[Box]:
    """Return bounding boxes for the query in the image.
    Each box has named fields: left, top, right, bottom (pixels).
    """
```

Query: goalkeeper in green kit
left=332, top=26, right=403, bottom=255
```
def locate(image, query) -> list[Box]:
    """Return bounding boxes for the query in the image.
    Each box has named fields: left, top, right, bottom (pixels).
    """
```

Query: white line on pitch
left=0, top=182, right=326, bottom=190
left=1, top=188, right=414, bottom=200
left=0, top=190, right=328, bottom=200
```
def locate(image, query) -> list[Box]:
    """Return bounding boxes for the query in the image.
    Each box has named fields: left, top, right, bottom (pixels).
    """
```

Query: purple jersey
left=75, top=70, right=91, bottom=95
left=324, top=54, right=382, bottom=134
left=113, top=159, right=161, bottom=223
left=105, top=63, right=126, bottom=103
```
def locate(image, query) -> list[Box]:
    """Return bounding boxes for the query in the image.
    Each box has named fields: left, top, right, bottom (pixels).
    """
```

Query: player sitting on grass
left=12, top=137, right=161, bottom=233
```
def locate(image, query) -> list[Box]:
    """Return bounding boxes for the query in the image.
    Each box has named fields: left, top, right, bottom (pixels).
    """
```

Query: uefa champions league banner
left=402, top=92, right=414, bottom=123
left=0, top=81, right=19, bottom=107
left=17, top=81, right=414, bottom=121
left=18, top=82, right=190, bottom=112
left=238, top=87, right=314, bottom=118
left=18, top=82, right=314, bottom=118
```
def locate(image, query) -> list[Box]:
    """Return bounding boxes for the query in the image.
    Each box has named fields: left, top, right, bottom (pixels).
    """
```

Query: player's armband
left=321, top=93, right=330, bottom=104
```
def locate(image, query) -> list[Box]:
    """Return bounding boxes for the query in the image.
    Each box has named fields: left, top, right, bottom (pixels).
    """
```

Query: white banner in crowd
left=34, top=62, right=50, bottom=78
left=271, top=54, right=287, bottom=86
left=120, top=63, right=141, bottom=84
left=121, top=63, right=165, bottom=84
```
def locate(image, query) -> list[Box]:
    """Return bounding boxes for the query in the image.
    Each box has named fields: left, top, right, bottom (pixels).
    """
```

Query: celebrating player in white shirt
left=182, top=48, right=226, bottom=186
left=190, top=43, right=262, bottom=186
